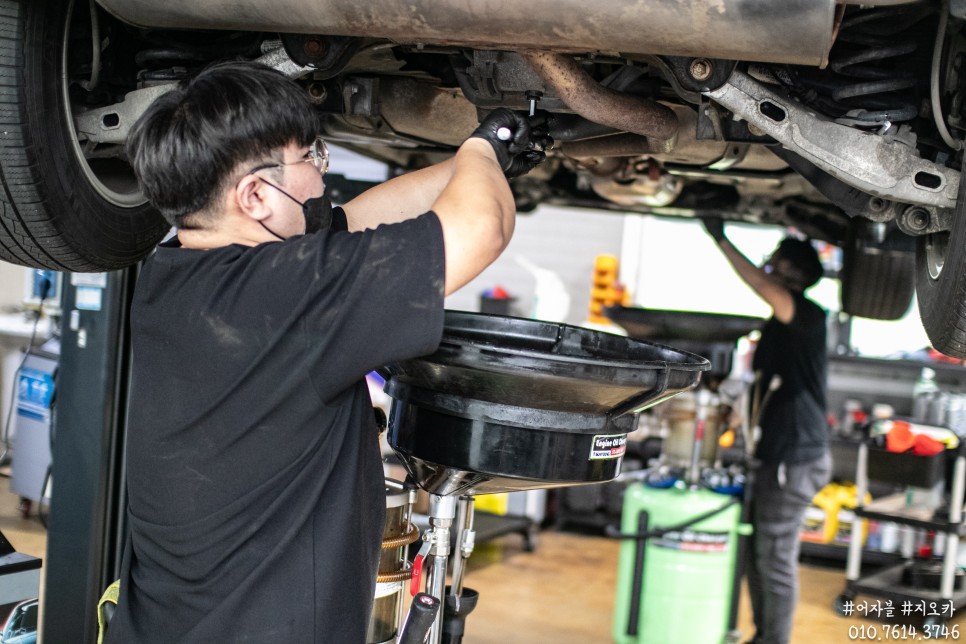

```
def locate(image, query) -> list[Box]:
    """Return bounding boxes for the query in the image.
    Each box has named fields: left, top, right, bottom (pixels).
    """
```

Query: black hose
left=605, top=495, right=740, bottom=540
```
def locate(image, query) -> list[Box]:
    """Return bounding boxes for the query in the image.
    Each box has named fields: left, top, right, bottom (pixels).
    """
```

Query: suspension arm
left=706, top=71, right=960, bottom=211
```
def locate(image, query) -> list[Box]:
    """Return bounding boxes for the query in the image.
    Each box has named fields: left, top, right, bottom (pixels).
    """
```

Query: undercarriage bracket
left=706, top=71, right=960, bottom=212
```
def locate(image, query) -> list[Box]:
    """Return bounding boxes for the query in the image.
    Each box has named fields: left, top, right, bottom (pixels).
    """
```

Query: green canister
left=612, top=483, right=749, bottom=644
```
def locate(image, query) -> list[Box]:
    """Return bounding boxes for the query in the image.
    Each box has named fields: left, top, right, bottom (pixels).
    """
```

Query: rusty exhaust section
left=522, top=51, right=678, bottom=152
left=560, top=134, right=664, bottom=159
left=96, top=0, right=839, bottom=67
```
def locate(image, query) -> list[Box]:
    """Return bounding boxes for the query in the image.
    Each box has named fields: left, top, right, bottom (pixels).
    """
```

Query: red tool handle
left=410, top=540, right=432, bottom=596
left=411, top=554, right=425, bottom=596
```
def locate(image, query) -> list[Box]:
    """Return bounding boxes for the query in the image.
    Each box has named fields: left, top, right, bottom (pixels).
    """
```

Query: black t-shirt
left=752, top=292, right=828, bottom=465
left=106, top=210, right=445, bottom=643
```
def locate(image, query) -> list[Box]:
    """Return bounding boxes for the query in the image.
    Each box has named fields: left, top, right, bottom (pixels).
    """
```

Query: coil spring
left=825, top=4, right=935, bottom=124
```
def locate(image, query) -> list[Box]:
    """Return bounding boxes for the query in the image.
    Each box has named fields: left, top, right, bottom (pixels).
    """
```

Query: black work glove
left=469, top=108, right=532, bottom=174
left=504, top=150, right=546, bottom=179
left=504, top=114, right=554, bottom=179
left=702, top=216, right=727, bottom=243
left=526, top=113, right=553, bottom=153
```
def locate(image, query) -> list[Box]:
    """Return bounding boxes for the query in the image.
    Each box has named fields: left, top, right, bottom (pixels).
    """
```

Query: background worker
left=105, top=61, right=547, bottom=643
left=702, top=218, right=832, bottom=644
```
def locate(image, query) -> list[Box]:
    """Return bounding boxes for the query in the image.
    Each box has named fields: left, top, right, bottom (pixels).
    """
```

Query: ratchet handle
left=397, top=593, right=440, bottom=644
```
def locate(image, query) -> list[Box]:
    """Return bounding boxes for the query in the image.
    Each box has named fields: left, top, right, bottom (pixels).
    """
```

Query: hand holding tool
left=503, top=149, right=546, bottom=179
left=503, top=113, right=554, bottom=178
left=469, top=108, right=531, bottom=172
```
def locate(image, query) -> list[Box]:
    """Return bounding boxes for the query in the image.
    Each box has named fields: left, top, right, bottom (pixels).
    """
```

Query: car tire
left=841, top=228, right=915, bottom=321
left=0, top=0, right=167, bottom=271
left=916, top=166, right=966, bottom=358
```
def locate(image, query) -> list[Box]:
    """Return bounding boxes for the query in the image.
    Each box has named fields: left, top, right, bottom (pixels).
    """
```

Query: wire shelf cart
left=837, top=441, right=966, bottom=632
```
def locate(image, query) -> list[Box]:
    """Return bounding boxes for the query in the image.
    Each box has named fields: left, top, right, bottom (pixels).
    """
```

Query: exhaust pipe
left=522, top=52, right=678, bottom=152
left=97, top=0, right=838, bottom=66
left=559, top=133, right=665, bottom=159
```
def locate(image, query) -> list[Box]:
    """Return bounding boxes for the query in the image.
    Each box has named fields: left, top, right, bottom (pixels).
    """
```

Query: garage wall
left=444, top=205, right=627, bottom=326
left=329, top=147, right=630, bottom=327
left=0, top=264, right=25, bottom=310
left=0, top=265, right=39, bottom=447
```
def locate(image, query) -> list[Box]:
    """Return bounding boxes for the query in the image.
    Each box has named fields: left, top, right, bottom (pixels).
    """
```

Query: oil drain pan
left=383, top=311, right=709, bottom=496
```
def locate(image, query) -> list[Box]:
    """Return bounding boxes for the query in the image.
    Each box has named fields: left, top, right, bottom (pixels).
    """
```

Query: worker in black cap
left=703, top=218, right=832, bottom=644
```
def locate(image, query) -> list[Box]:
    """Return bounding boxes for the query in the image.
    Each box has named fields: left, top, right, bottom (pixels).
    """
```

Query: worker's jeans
left=748, top=453, right=831, bottom=644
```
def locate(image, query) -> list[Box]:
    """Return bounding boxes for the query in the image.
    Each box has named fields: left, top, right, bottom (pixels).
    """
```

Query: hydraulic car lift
left=41, top=269, right=135, bottom=643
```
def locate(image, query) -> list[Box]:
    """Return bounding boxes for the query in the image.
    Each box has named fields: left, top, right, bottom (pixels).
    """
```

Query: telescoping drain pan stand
left=382, top=311, right=710, bottom=497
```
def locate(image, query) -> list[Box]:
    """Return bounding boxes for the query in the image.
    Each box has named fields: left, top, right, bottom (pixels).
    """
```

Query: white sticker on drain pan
left=590, top=434, right=627, bottom=460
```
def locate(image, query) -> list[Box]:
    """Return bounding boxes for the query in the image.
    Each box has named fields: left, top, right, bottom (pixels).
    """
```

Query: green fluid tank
left=612, top=483, right=747, bottom=644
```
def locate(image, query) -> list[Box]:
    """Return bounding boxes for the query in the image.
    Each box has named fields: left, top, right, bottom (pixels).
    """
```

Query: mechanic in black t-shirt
left=703, top=218, right=831, bottom=644
left=104, top=61, right=547, bottom=643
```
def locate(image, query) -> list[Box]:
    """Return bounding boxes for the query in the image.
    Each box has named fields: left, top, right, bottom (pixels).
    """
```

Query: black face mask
left=257, top=179, right=332, bottom=239
left=302, top=194, right=333, bottom=234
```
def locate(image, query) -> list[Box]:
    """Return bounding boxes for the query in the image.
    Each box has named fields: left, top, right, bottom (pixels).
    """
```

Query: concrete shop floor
left=1, top=474, right=963, bottom=643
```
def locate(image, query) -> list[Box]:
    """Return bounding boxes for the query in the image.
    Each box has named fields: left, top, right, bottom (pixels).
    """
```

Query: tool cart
left=836, top=437, right=966, bottom=634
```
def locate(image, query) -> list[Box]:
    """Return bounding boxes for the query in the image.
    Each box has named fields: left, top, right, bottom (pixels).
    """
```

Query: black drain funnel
left=384, top=312, right=709, bottom=496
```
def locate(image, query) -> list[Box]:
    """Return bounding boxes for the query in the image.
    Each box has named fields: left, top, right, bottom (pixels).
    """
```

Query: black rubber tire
left=917, top=225, right=966, bottom=357
left=917, top=165, right=966, bottom=358
left=0, top=0, right=167, bottom=271
left=841, top=228, right=915, bottom=321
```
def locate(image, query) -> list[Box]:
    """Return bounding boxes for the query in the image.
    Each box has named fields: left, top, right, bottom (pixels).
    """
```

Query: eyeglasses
left=299, top=136, right=329, bottom=176
left=248, top=136, right=329, bottom=177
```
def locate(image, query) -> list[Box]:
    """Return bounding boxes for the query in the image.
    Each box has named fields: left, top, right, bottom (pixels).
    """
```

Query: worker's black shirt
left=107, top=210, right=445, bottom=643
left=752, top=292, right=828, bottom=465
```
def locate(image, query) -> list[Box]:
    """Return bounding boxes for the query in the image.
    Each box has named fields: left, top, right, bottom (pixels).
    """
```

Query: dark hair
left=126, top=61, right=319, bottom=228
left=774, top=237, right=824, bottom=291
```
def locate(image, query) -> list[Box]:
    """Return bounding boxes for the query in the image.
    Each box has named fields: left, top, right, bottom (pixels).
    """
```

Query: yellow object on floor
left=801, top=482, right=870, bottom=546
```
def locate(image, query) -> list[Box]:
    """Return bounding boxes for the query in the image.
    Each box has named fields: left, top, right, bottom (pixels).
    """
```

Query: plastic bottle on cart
left=879, top=522, right=899, bottom=553
left=899, top=525, right=918, bottom=559
left=912, top=368, right=939, bottom=423
left=934, top=530, right=946, bottom=558
left=841, top=399, right=863, bottom=435
left=944, top=393, right=966, bottom=436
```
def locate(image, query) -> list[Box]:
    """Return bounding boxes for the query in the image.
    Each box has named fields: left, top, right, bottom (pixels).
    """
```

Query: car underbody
left=4, top=0, right=966, bottom=353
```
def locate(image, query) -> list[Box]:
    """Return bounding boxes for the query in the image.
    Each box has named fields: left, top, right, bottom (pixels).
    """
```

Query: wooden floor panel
left=462, top=530, right=966, bottom=643
left=3, top=476, right=966, bottom=643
